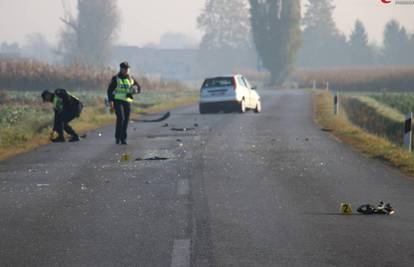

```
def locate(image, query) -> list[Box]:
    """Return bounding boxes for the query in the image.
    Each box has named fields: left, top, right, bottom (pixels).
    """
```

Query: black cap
left=41, top=90, right=52, bottom=102
left=120, top=62, right=130, bottom=69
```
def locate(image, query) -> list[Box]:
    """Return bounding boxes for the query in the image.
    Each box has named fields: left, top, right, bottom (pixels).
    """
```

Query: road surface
left=1, top=90, right=414, bottom=267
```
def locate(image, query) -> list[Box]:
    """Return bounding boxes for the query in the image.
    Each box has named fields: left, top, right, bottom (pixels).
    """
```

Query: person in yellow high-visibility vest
left=41, top=89, right=83, bottom=142
left=107, top=62, right=141, bottom=145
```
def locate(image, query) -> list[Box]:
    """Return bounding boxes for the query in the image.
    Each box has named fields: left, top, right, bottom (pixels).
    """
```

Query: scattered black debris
left=162, top=123, right=169, bottom=127
left=171, top=127, right=195, bottom=132
left=177, top=139, right=182, bottom=142
left=305, top=138, right=309, bottom=141
left=137, top=112, right=170, bottom=123
left=80, top=134, right=87, bottom=139
left=136, top=156, right=169, bottom=161
left=194, top=123, right=199, bottom=127
left=357, top=202, right=395, bottom=215
left=321, top=128, right=332, bottom=132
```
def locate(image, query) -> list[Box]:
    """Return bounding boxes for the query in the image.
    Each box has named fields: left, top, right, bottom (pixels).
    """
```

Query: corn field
left=294, top=66, right=414, bottom=92
left=0, top=58, right=191, bottom=92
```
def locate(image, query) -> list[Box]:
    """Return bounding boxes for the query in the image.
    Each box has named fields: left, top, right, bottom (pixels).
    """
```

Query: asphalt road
left=1, top=90, right=414, bottom=267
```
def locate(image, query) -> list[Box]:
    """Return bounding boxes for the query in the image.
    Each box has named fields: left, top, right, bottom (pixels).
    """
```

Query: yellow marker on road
left=121, top=153, right=131, bottom=161
left=340, top=203, right=352, bottom=215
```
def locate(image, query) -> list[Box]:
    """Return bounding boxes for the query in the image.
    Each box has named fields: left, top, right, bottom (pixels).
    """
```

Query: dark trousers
left=114, top=100, right=131, bottom=141
left=54, top=111, right=78, bottom=137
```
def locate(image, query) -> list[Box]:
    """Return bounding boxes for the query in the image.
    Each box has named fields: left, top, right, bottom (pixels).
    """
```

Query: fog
left=0, top=0, right=412, bottom=46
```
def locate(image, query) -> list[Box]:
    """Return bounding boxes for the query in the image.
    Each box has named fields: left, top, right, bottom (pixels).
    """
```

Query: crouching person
left=41, top=89, right=83, bottom=143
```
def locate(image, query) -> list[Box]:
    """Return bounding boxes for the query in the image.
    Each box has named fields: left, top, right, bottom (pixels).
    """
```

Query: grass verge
left=313, top=90, right=414, bottom=176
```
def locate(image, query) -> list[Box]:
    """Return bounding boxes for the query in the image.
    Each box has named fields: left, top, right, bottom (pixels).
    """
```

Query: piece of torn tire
left=136, top=156, right=169, bottom=161
left=136, top=112, right=170, bottom=123
left=171, top=127, right=195, bottom=132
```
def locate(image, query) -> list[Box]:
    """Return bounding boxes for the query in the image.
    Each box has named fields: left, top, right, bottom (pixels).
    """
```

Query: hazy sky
left=0, top=0, right=413, bottom=47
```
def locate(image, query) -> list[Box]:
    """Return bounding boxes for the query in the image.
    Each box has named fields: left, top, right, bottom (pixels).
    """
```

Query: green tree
left=348, top=20, right=374, bottom=65
left=298, top=0, right=349, bottom=68
left=382, top=20, right=412, bottom=65
left=59, top=0, right=120, bottom=68
left=197, top=0, right=254, bottom=75
left=198, top=0, right=252, bottom=50
left=249, top=0, right=301, bottom=85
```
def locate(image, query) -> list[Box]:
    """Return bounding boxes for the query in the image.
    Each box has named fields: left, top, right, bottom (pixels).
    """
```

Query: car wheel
left=254, top=101, right=262, bottom=113
left=199, top=104, right=207, bottom=114
left=239, top=99, right=246, bottom=113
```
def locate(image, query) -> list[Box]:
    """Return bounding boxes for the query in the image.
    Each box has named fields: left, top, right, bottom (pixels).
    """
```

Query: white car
left=199, top=75, right=261, bottom=114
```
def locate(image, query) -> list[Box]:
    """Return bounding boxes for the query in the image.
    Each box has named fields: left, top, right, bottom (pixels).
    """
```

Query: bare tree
left=59, top=0, right=120, bottom=68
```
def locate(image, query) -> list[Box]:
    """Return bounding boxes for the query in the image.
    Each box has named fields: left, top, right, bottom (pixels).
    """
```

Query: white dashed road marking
left=171, top=239, right=191, bottom=267
left=177, top=179, right=190, bottom=196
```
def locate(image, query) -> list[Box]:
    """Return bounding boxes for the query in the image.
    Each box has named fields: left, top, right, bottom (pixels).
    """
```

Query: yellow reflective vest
left=114, top=77, right=134, bottom=103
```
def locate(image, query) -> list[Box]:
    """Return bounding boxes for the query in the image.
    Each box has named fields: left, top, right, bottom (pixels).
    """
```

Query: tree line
left=298, top=0, right=414, bottom=68
left=2, top=0, right=413, bottom=86
left=198, top=0, right=414, bottom=85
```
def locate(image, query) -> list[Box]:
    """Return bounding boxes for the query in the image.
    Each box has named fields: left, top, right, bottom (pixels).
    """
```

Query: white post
left=312, top=80, right=316, bottom=90
left=404, top=112, right=412, bottom=152
left=334, top=93, right=339, bottom=115
left=326, top=81, right=330, bottom=91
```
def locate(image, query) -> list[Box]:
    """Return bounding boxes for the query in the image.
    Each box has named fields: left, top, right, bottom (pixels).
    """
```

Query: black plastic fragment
left=136, top=156, right=169, bottom=161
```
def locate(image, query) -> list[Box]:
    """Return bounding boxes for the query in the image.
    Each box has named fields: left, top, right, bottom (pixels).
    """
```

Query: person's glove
left=110, top=102, right=115, bottom=114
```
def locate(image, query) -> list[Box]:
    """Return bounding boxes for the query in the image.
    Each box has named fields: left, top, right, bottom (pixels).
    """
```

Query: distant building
left=112, top=46, right=259, bottom=81
left=112, top=46, right=198, bottom=80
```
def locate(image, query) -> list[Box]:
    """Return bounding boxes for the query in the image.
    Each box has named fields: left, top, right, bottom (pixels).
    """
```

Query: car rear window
left=202, top=77, right=235, bottom=88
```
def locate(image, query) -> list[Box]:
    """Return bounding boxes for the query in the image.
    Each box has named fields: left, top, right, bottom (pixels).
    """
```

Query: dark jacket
left=107, top=73, right=141, bottom=102
left=54, top=89, right=83, bottom=117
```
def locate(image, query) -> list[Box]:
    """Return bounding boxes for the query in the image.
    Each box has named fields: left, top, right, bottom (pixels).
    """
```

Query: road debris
left=171, top=127, right=195, bottom=132
left=136, top=112, right=170, bottom=123
left=81, top=184, right=87, bottom=191
left=162, top=123, right=169, bottom=127
left=37, top=184, right=50, bottom=187
left=136, top=156, right=169, bottom=161
left=357, top=202, right=395, bottom=215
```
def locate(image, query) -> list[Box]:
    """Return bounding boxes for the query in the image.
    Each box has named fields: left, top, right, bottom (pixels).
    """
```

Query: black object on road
left=357, top=202, right=395, bottom=215
left=136, top=156, right=169, bottom=161
left=136, top=112, right=171, bottom=123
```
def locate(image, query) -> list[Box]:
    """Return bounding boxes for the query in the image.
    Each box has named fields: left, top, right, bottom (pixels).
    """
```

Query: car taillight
left=232, top=77, right=237, bottom=90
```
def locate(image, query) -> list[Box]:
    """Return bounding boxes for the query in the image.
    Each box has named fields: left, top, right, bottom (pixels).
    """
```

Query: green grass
left=352, top=95, right=404, bottom=122
left=370, top=93, right=414, bottom=115
left=340, top=95, right=404, bottom=145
